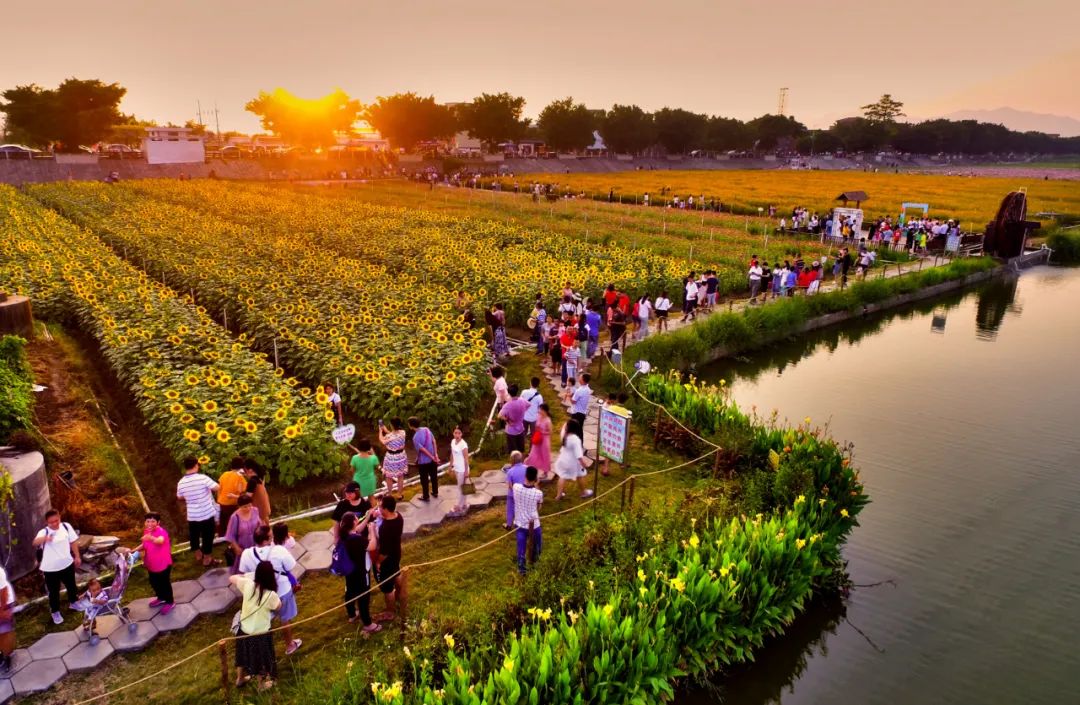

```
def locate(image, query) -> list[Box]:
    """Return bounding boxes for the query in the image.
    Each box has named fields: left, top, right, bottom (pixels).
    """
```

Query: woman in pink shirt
left=139, top=512, right=174, bottom=614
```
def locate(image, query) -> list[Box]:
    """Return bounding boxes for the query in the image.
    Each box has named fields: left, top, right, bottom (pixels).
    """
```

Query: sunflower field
left=0, top=185, right=339, bottom=483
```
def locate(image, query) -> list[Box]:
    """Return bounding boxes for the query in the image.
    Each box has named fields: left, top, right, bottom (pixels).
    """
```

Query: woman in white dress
left=448, top=427, right=470, bottom=516
left=554, top=419, right=593, bottom=500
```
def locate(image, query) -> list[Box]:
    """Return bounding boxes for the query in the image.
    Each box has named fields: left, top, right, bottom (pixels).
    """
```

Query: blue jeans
left=587, top=337, right=599, bottom=358
left=515, top=526, right=542, bottom=574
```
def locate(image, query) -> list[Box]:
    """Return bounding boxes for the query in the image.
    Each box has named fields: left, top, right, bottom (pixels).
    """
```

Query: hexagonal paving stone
left=191, top=587, right=237, bottom=616
left=76, top=615, right=122, bottom=642
left=125, top=596, right=162, bottom=622
left=172, top=580, right=204, bottom=604
left=287, top=541, right=307, bottom=561
left=28, top=631, right=79, bottom=660
left=480, top=471, right=510, bottom=499
left=63, top=639, right=115, bottom=673
left=6, top=648, right=32, bottom=675
left=465, top=491, right=494, bottom=512
left=108, top=621, right=159, bottom=652
left=197, top=567, right=231, bottom=590
left=435, top=485, right=463, bottom=502
left=299, top=531, right=333, bottom=551
left=151, top=603, right=199, bottom=632
left=298, top=548, right=331, bottom=572
left=0, top=678, right=12, bottom=704
left=410, top=502, right=448, bottom=529
left=291, top=562, right=307, bottom=583
left=470, top=477, right=489, bottom=492
left=401, top=517, right=420, bottom=539
left=11, top=658, right=67, bottom=697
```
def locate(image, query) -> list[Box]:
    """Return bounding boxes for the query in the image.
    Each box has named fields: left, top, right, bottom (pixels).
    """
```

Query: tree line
left=3, top=80, right=1078, bottom=157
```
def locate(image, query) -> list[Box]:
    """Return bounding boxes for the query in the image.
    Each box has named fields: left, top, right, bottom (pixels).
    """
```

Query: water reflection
left=974, top=276, right=1020, bottom=341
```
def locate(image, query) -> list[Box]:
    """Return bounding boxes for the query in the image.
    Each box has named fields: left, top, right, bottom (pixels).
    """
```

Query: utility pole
left=196, top=100, right=203, bottom=126
left=213, top=102, right=221, bottom=140
left=777, top=87, right=788, bottom=117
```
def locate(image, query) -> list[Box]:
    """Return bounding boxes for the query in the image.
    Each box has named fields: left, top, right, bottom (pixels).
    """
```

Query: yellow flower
left=219, top=375, right=232, bottom=387
left=205, top=421, right=218, bottom=433
left=795, top=494, right=806, bottom=505
left=444, top=633, right=455, bottom=649
left=274, top=408, right=287, bottom=421
left=795, top=538, right=807, bottom=550
left=639, top=586, right=648, bottom=597
left=202, top=400, right=217, bottom=413
left=216, top=430, right=230, bottom=443
left=323, top=410, right=335, bottom=421
left=185, top=375, right=199, bottom=386
left=244, top=421, right=257, bottom=433
left=165, top=390, right=180, bottom=400
left=688, top=533, right=700, bottom=549
left=840, top=509, right=849, bottom=518
left=444, top=371, right=456, bottom=383
left=180, top=413, right=194, bottom=424
left=315, top=392, right=329, bottom=405
left=197, top=455, right=210, bottom=465
left=638, top=569, right=646, bottom=582
left=284, top=425, right=299, bottom=439
left=503, top=656, right=514, bottom=672
left=670, top=577, right=686, bottom=593
left=169, top=403, right=184, bottom=414
left=391, top=385, right=402, bottom=396
left=184, top=429, right=201, bottom=442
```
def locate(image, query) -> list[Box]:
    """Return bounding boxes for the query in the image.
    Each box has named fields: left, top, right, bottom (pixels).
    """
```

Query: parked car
left=101, top=144, right=142, bottom=159
left=0, top=144, right=39, bottom=159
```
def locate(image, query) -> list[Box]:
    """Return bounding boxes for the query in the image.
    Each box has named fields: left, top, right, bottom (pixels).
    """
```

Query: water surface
left=693, top=267, right=1080, bottom=705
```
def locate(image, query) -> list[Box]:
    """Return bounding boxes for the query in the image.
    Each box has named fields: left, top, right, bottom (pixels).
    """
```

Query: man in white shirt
left=239, top=525, right=302, bottom=655
left=32, top=509, right=81, bottom=624
left=748, top=262, right=764, bottom=303
left=176, top=456, right=220, bottom=568
left=513, top=467, right=544, bottom=575
left=654, top=291, right=672, bottom=332
left=681, top=275, right=699, bottom=322
left=521, top=377, right=544, bottom=439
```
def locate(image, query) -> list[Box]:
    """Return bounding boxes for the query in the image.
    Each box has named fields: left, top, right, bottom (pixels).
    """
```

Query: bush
left=1047, top=230, right=1080, bottom=264
left=0, top=336, right=33, bottom=443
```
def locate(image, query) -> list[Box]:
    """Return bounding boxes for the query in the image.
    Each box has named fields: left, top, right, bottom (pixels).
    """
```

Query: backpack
left=631, top=301, right=640, bottom=318
left=330, top=539, right=355, bottom=576
left=576, top=318, right=588, bottom=341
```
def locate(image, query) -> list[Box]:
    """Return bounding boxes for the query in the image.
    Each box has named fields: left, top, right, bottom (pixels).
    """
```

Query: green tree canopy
left=748, top=114, right=807, bottom=151
left=861, top=94, right=905, bottom=124
left=458, top=93, right=529, bottom=151
left=600, top=105, right=655, bottom=154
left=653, top=108, right=708, bottom=154
left=0, top=78, right=126, bottom=151
left=537, top=97, right=595, bottom=152
left=364, top=93, right=457, bottom=151
left=245, top=88, right=362, bottom=149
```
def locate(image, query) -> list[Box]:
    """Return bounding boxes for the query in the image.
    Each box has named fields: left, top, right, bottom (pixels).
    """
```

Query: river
left=691, top=266, right=1080, bottom=705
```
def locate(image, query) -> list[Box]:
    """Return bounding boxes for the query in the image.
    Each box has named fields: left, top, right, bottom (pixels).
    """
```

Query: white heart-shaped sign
left=331, top=424, right=356, bottom=445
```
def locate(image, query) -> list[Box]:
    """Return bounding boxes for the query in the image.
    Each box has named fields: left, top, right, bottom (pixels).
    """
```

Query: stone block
left=108, top=621, right=159, bottom=652
left=465, top=491, right=494, bottom=512
left=6, top=648, right=32, bottom=674
left=63, top=639, right=115, bottom=673
left=299, top=531, right=333, bottom=551
left=125, top=597, right=161, bottom=622
left=172, top=580, right=204, bottom=603
left=410, top=503, right=447, bottom=529
left=28, top=631, right=79, bottom=660
left=11, top=658, right=67, bottom=697
left=197, top=567, right=231, bottom=590
left=291, top=562, right=307, bottom=582
left=401, top=517, right=419, bottom=539
left=435, top=485, right=463, bottom=501
left=191, top=587, right=237, bottom=616
left=287, top=541, right=307, bottom=561
left=151, top=603, right=198, bottom=632
left=298, top=548, right=331, bottom=572
left=0, top=678, right=11, bottom=704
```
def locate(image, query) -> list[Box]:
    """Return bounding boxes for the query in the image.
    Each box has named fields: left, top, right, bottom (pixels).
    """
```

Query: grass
left=23, top=353, right=711, bottom=705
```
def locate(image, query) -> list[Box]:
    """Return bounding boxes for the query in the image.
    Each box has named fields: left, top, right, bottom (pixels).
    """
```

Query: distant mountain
left=940, top=107, right=1080, bottom=137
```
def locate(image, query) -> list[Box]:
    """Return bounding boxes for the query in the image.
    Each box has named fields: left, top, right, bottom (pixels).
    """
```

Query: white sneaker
left=580, top=490, right=595, bottom=499
left=51, top=611, right=63, bottom=625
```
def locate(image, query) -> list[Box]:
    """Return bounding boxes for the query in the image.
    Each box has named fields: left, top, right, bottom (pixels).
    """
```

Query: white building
left=142, top=127, right=205, bottom=164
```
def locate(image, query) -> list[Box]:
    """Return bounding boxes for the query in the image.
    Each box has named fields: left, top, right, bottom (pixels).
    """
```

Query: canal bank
left=689, top=265, right=1080, bottom=705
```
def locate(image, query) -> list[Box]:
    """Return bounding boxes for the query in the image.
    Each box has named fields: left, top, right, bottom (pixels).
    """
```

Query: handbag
left=531, top=429, right=542, bottom=445
left=230, top=589, right=269, bottom=635
left=223, top=545, right=236, bottom=568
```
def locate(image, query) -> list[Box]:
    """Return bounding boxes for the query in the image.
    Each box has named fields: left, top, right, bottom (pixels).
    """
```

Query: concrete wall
left=0, top=159, right=266, bottom=185
left=0, top=448, right=51, bottom=580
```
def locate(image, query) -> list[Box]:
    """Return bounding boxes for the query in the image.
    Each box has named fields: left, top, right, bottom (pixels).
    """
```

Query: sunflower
left=251, top=396, right=265, bottom=406
left=165, top=390, right=180, bottom=400
left=219, top=375, right=232, bottom=387
left=283, top=425, right=299, bottom=439
left=216, top=430, right=231, bottom=443
left=205, top=421, right=218, bottom=433
left=445, top=371, right=457, bottom=383
left=169, top=403, right=184, bottom=414
left=244, top=421, right=258, bottom=433
left=180, top=413, right=194, bottom=424
left=323, top=410, right=334, bottom=422
left=184, top=429, right=201, bottom=442
left=202, top=400, right=218, bottom=413
left=391, top=385, right=403, bottom=396
left=197, top=455, right=210, bottom=466
left=315, top=392, right=329, bottom=405
left=274, top=408, right=288, bottom=421
left=185, top=375, right=200, bottom=386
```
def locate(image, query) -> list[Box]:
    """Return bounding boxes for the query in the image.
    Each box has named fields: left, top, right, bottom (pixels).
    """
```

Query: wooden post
left=627, top=476, right=636, bottom=507
left=219, top=640, right=231, bottom=704
left=620, top=482, right=626, bottom=511
left=273, top=337, right=279, bottom=369
left=713, top=448, right=722, bottom=477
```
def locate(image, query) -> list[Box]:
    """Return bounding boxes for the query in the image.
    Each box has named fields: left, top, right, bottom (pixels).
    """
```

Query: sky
left=3, top=0, right=1078, bottom=135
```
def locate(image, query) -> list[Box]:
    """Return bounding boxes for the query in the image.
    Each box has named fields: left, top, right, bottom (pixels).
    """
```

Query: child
left=73, top=578, right=109, bottom=636
left=449, top=427, right=470, bottom=517
left=272, top=523, right=302, bottom=593
left=546, top=320, right=562, bottom=375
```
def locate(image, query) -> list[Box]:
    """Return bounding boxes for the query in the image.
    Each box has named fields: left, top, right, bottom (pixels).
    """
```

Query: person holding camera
left=378, top=418, right=408, bottom=500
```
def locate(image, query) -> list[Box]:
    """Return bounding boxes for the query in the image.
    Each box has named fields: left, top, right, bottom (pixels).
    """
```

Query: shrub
left=1047, top=230, right=1080, bottom=264
left=0, top=336, right=33, bottom=443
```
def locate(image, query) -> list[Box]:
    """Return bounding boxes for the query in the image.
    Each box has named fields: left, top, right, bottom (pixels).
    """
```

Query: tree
left=364, top=93, right=457, bottom=151
left=747, top=114, right=807, bottom=151
left=829, top=117, right=889, bottom=152
left=861, top=94, right=905, bottom=125
left=537, top=98, right=595, bottom=152
left=600, top=105, right=655, bottom=154
left=704, top=115, right=752, bottom=152
left=652, top=108, right=708, bottom=154
left=0, top=78, right=126, bottom=151
left=245, top=88, right=362, bottom=149
left=458, top=93, right=529, bottom=151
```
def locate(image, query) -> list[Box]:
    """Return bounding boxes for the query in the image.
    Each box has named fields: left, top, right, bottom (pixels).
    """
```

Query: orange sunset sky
left=2, top=0, right=1078, bottom=134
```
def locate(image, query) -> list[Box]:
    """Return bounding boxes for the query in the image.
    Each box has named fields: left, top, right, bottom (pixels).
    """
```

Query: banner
left=599, top=406, right=631, bottom=464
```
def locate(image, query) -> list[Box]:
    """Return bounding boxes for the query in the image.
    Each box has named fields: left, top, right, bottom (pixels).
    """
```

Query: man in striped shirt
left=512, top=466, right=543, bottom=575
left=176, top=456, right=220, bottom=567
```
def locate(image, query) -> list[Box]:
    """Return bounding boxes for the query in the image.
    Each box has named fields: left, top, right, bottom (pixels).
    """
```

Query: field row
left=0, top=185, right=339, bottom=483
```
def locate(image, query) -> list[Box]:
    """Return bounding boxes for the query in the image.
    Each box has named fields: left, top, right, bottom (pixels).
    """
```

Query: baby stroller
left=80, top=549, right=139, bottom=646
